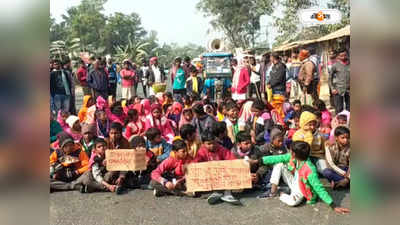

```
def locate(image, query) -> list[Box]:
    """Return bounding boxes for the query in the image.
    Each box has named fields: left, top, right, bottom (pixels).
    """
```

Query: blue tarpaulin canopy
left=202, top=52, right=233, bottom=57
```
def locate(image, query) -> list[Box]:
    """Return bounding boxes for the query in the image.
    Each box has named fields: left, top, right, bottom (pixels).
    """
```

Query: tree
left=273, top=0, right=350, bottom=46
left=61, top=0, right=107, bottom=51
left=114, top=34, right=150, bottom=64
left=197, top=0, right=276, bottom=49
left=49, top=15, right=68, bottom=42
left=102, top=12, right=147, bottom=54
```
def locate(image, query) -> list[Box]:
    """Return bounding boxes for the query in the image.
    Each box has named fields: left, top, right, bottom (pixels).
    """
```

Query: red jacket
left=151, top=156, right=192, bottom=183
left=193, top=144, right=237, bottom=162
left=232, top=67, right=250, bottom=95
left=76, top=66, right=88, bottom=86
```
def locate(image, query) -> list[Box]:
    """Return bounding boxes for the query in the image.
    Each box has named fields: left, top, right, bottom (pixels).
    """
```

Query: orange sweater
left=50, top=146, right=90, bottom=175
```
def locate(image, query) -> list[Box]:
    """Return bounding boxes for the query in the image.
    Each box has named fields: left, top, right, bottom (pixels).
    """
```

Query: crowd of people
left=49, top=46, right=350, bottom=214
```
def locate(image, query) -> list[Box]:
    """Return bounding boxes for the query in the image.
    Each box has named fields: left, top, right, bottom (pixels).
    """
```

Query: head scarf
left=66, top=115, right=80, bottom=129
left=96, top=96, right=107, bottom=110
left=179, top=108, right=193, bottom=128
left=299, top=111, right=317, bottom=129
left=239, top=100, right=254, bottom=122
left=78, top=95, right=92, bottom=122
left=141, top=99, right=151, bottom=115
left=172, top=102, right=183, bottom=115
left=150, top=103, right=162, bottom=113
left=150, top=57, right=158, bottom=65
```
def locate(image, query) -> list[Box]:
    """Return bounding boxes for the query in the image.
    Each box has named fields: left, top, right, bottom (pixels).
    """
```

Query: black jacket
left=50, top=70, right=72, bottom=96
left=268, top=62, right=286, bottom=93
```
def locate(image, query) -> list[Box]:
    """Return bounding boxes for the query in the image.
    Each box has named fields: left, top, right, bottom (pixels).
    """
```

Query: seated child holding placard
left=125, top=136, right=157, bottom=189
left=250, top=141, right=350, bottom=214
left=150, top=139, right=193, bottom=197
left=193, top=132, right=240, bottom=205
left=80, top=138, right=123, bottom=194
left=231, top=131, right=262, bottom=188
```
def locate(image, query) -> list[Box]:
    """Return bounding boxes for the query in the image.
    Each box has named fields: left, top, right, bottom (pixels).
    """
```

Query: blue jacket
left=146, top=139, right=172, bottom=162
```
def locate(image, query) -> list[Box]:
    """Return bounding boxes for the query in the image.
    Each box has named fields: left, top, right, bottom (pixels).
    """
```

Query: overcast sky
left=50, top=0, right=331, bottom=47
left=50, top=0, right=214, bottom=46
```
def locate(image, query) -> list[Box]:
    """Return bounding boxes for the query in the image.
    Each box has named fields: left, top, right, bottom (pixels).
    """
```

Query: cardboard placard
left=185, top=159, right=252, bottom=192
left=106, top=148, right=147, bottom=171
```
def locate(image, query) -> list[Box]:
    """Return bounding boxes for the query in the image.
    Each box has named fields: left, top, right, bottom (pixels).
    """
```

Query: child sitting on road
left=224, top=102, right=241, bottom=143
left=257, top=127, right=288, bottom=198
left=231, top=131, right=262, bottom=188
left=293, top=111, right=328, bottom=175
left=80, top=138, right=123, bottom=194
left=50, top=132, right=89, bottom=192
left=145, top=128, right=172, bottom=163
left=125, top=136, right=157, bottom=189
left=177, top=124, right=201, bottom=158
left=323, top=126, right=350, bottom=189
left=151, top=139, right=193, bottom=197
left=65, top=115, right=83, bottom=142
left=79, top=123, right=97, bottom=158
left=212, top=121, right=234, bottom=150
left=251, top=141, right=350, bottom=214
left=96, top=110, right=110, bottom=138
left=193, top=132, right=240, bottom=205
left=124, top=109, right=146, bottom=141
left=179, top=108, right=194, bottom=129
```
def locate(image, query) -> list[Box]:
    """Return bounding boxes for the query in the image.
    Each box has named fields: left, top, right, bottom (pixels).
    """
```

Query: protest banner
left=185, top=159, right=252, bottom=192
left=106, top=148, right=147, bottom=171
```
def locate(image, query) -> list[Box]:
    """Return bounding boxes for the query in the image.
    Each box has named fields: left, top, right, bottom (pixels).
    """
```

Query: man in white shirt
left=248, top=56, right=261, bottom=99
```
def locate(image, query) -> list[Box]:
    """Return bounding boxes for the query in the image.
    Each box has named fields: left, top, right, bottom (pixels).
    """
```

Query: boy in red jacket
left=193, top=132, right=240, bottom=205
left=151, top=139, right=193, bottom=197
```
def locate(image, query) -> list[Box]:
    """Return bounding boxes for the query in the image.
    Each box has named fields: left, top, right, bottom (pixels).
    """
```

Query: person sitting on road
left=145, top=128, right=172, bottom=163
left=250, top=141, right=350, bottom=214
left=50, top=132, right=89, bottom=192
left=193, top=132, right=240, bottom=205
left=151, top=139, right=194, bottom=197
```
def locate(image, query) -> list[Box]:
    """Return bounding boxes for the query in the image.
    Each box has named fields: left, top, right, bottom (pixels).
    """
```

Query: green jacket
left=261, top=153, right=333, bottom=205
left=50, top=120, right=63, bottom=143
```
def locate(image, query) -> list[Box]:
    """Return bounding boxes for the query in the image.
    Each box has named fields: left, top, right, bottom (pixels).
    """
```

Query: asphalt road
left=50, top=185, right=350, bottom=225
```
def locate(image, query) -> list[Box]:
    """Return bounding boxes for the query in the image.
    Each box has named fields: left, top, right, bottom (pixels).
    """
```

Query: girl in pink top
left=144, top=104, right=175, bottom=143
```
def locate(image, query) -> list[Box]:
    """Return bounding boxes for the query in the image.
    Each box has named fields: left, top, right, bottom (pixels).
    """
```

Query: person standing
left=182, top=56, right=194, bottom=80
left=119, top=60, right=136, bottom=100
left=147, top=57, right=165, bottom=96
left=139, top=59, right=149, bottom=97
left=298, top=48, right=318, bottom=101
left=107, top=58, right=118, bottom=101
left=231, top=56, right=250, bottom=102
left=248, top=56, right=261, bottom=99
left=172, top=57, right=186, bottom=103
left=50, top=59, right=73, bottom=114
left=63, top=59, right=76, bottom=115
left=268, top=52, right=287, bottom=96
left=87, top=58, right=108, bottom=100
left=329, top=49, right=350, bottom=114
left=260, top=53, right=270, bottom=98
left=76, top=59, right=91, bottom=96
